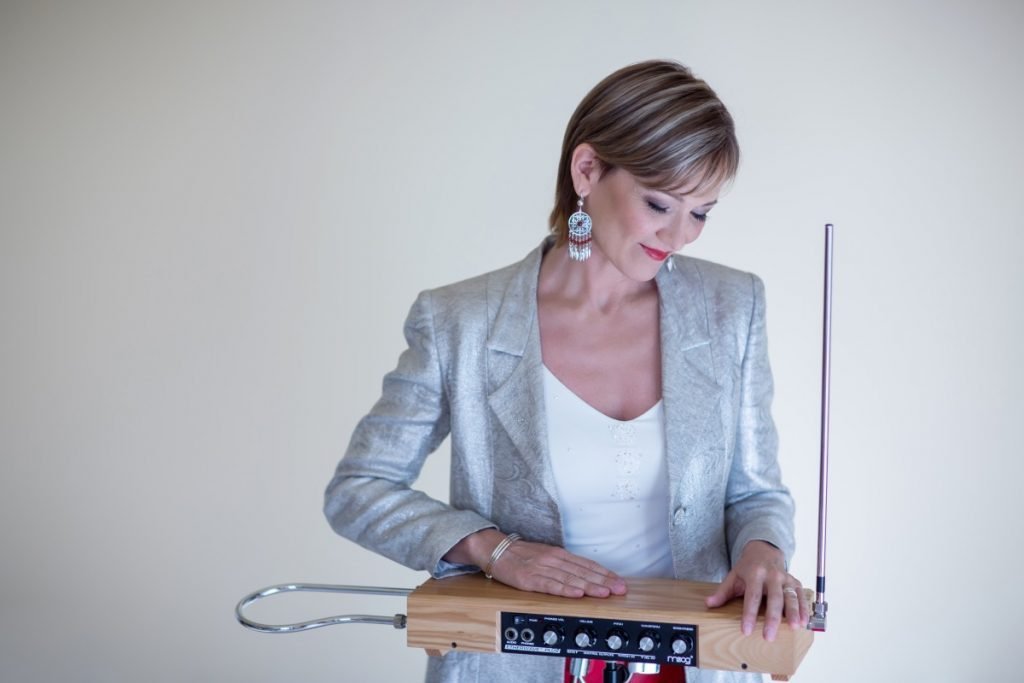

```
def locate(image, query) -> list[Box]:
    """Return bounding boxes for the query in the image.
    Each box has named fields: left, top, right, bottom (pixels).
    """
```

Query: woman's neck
left=538, top=242, right=656, bottom=314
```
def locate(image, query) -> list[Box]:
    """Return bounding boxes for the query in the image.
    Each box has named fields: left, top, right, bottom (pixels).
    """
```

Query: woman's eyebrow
left=670, top=191, right=718, bottom=208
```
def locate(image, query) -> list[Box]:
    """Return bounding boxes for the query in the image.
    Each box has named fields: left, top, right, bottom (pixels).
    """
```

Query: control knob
left=638, top=631, right=659, bottom=653
left=605, top=628, right=629, bottom=651
left=542, top=626, right=563, bottom=646
left=574, top=628, right=597, bottom=648
left=671, top=634, right=693, bottom=655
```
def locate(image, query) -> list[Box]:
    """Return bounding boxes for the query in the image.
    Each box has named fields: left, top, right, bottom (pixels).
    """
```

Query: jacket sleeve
left=324, top=290, right=496, bottom=578
left=724, top=274, right=796, bottom=566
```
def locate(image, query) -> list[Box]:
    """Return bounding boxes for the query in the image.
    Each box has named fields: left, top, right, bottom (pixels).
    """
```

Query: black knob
left=542, top=626, right=563, bottom=646
left=671, top=634, right=693, bottom=655
left=574, top=628, right=596, bottom=648
left=606, top=628, right=629, bottom=651
left=638, top=630, right=660, bottom=653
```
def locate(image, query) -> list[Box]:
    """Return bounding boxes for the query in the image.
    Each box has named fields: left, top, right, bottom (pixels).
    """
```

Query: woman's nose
left=660, top=219, right=700, bottom=251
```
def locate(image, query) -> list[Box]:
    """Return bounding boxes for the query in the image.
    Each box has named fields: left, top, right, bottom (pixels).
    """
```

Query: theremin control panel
left=499, top=611, right=698, bottom=667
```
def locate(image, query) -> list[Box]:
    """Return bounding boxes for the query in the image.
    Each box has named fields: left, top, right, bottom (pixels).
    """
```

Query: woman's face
left=586, top=167, right=719, bottom=281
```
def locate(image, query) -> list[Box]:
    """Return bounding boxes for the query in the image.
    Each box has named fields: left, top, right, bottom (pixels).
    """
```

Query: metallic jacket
left=325, top=240, right=795, bottom=683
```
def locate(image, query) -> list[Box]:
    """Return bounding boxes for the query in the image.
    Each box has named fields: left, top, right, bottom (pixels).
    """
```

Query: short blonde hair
left=549, top=60, right=739, bottom=243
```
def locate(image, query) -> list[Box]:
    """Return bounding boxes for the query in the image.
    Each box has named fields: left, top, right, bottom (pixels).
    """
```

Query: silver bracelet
left=483, top=532, right=522, bottom=579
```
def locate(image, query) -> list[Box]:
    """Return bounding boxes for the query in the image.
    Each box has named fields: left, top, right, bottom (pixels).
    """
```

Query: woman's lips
left=641, top=244, right=670, bottom=261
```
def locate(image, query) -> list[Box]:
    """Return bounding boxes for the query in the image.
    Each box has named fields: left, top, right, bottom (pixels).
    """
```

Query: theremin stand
left=236, top=225, right=836, bottom=680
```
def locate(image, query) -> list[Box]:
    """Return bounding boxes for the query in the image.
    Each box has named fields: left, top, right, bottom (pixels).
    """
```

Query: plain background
left=2, top=1, right=1022, bottom=681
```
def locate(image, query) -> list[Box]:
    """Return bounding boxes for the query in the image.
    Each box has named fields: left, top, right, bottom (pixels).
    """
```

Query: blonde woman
left=325, top=60, right=808, bottom=683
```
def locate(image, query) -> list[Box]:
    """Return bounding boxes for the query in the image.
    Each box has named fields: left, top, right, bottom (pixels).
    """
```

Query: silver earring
left=567, top=196, right=592, bottom=262
left=666, top=256, right=674, bottom=272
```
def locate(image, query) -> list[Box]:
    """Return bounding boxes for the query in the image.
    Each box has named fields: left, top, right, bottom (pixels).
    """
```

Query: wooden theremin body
left=406, top=573, right=813, bottom=680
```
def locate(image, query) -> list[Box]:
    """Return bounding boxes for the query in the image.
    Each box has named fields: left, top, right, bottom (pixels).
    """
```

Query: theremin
left=236, top=225, right=836, bottom=680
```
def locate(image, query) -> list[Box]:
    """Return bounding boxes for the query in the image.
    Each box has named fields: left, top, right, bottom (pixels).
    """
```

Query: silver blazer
left=325, top=240, right=795, bottom=683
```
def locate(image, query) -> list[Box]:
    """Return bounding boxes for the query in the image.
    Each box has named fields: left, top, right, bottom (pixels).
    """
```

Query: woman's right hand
left=446, top=530, right=627, bottom=598
left=494, top=538, right=628, bottom=598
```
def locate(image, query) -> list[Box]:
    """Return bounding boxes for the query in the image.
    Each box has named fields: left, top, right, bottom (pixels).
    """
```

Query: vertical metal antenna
left=810, top=224, right=833, bottom=632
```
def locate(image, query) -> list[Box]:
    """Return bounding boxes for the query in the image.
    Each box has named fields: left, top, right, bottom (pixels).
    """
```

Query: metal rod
left=810, top=223, right=833, bottom=632
left=569, top=658, right=591, bottom=681
left=235, top=583, right=412, bottom=634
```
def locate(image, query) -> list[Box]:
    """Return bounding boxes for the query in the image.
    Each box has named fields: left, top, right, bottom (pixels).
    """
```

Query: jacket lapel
left=657, top=258, right=725, bottom=509
left=485, top=244, right=562, bottom=542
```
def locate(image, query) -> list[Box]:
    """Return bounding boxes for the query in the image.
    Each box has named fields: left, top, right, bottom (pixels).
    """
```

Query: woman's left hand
left=705, top=540, right=809, bottom=641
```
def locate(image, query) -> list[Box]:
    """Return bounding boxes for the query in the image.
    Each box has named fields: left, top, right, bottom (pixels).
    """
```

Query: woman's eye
left=646, top=200, right=669, bottom=214
left=691, top=212, right=708, bottom=223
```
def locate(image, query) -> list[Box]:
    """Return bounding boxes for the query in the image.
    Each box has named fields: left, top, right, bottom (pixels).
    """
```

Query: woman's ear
left=569, top=143, right=604, bottom=198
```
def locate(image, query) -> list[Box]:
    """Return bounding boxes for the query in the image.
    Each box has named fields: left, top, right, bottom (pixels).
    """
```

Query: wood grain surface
left=406, top=574, right=814, bottom=678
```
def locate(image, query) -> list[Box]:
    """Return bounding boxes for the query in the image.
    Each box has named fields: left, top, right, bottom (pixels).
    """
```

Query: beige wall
left=2, top=1, right=1022, bottom=680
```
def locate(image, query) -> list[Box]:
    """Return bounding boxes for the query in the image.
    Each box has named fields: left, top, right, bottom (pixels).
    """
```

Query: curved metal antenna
left=810, top=223, right=833, bottom=632
left=235, top=583, right=412, bottom=634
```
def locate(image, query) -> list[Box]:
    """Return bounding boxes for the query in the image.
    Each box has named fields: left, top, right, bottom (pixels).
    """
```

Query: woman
left=325, top=60, right=808, bottom=683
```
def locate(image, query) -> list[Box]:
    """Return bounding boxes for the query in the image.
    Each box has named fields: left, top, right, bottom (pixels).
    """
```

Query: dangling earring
left=567, top=196, right=592, bottom=262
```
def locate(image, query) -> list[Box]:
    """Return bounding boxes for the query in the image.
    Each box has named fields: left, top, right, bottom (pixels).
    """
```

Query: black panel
left=499, top=611, right=698, bottom=667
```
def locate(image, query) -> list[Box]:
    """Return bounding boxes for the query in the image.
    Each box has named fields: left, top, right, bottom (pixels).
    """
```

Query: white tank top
left=542, top=365, right=674, bottom=578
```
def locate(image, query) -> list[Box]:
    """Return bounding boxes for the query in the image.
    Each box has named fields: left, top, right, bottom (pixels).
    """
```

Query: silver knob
left=639, top=635, right=656, bottom=652
left=575, top=631, right=594, bottom=648
left=543, top=628, right=560, bottom=646
left=671, top=637, right=690, bottom=655
left=607, top=634, right=623, bottom=650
